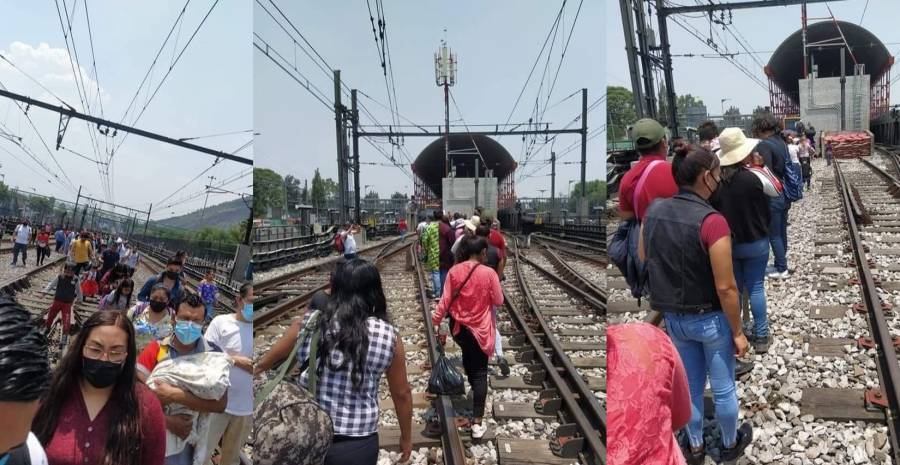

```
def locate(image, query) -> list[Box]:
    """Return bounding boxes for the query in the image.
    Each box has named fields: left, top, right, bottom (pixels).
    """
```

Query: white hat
left=116, top=238, right=123, bottom=244
left=470, top=215, right=480, bottom=225
left=717, top=128, right=760, bottom=167
left=464, top=219, right=477, bottom=232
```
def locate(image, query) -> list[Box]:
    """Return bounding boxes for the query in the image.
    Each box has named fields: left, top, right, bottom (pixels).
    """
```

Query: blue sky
left=254, top=0, right=603, bottom=198
left=607, top=0, right=900, bottom=117
left=0, top=0, right=251, bottom=220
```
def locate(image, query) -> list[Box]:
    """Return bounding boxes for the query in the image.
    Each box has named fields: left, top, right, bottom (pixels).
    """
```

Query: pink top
left=608, top=323, right=691, bottom=465
left=432, top=261, right=503, bottom=356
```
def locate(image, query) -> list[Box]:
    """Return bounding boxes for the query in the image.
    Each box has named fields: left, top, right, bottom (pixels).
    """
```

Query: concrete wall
left=798, top=74, right=870, bottom=133
left=442, top=177, right=498, bottom=218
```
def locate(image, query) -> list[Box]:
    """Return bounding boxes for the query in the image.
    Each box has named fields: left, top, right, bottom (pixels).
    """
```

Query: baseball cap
left=632, top=118, right=667, bottom=150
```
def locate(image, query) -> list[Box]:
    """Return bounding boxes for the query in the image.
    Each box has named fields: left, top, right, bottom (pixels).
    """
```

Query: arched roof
left=411, top=134, right=516, bottom=196
left=767, top=20, right=891, bottom=100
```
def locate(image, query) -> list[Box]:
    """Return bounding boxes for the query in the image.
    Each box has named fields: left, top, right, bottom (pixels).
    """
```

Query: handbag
left=254, top=311, right=333, bottom=465
left=747, top=165, right=783, bottom=198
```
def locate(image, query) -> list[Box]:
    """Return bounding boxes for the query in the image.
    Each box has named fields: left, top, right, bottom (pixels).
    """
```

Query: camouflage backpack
left=254, top=311, right=333, bottom=465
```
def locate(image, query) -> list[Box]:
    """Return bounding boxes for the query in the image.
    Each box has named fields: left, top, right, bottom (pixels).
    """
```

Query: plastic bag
left=426, top=343, right=466, bottom=396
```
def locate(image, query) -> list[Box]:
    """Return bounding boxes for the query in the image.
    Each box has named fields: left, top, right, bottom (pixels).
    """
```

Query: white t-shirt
left=343, top=232, right=358, bottom=255
left=788, top=144, right=800, bottom=164
left=4, top=432, right=49, bottom=465
left=204, top=314, right=253, bottom=416
left=14, top=225, right=31, bottom=245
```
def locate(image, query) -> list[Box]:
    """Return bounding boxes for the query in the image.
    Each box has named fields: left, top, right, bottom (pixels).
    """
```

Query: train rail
left=253, top=235, right=407, bottom=330
left=492, top=236, right=604, bottom=464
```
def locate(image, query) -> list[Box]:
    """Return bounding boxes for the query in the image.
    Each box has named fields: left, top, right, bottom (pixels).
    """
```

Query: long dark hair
left=112, top=278, right=135, bottom=309
left=33, top=311, right=142, bottom=465
left=316, top=258, right=388, bottom=392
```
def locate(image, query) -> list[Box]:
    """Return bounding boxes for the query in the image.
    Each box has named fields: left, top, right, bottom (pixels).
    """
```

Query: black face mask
left=164, top=271, right=179, bottom=280
left=149, top=300, right=167, bottom=312
left=82, top=357, right=123, bottom=388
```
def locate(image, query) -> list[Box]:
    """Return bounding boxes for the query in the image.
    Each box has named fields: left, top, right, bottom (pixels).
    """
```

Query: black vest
left=55, top=275, right=78, bottom=304
left=643, top=189, right=721, bottom=314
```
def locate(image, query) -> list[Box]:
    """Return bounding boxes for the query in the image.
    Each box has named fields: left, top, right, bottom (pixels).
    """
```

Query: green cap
left=632, top=118, right=666, bottom=149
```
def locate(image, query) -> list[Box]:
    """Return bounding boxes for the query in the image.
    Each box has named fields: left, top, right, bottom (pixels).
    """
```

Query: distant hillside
left=157, top=198, right=250, bottom=230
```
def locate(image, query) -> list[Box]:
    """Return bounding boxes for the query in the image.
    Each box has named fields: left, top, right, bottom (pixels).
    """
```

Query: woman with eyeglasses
left=32, top=310, right=166, bottom=465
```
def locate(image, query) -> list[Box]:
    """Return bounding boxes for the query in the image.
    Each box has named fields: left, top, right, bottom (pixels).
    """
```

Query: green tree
left=567, top=180, right=606, bottom=209
left=724, top=105, right=742, bottom=128
left=284, top=174, right=302, bottom=212
left=252, top=168, right=284, bottom=218
left=322, top=177, right=338, bottom=200
left=310, top=169, right=327, bottom=210
left=606, top=86, right=637, bottom=141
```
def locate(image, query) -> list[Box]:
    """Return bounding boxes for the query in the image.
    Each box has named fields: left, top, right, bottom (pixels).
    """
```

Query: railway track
left=253, top=236, right=407, bottom=331
left=484, top=236, right=604, bottom=464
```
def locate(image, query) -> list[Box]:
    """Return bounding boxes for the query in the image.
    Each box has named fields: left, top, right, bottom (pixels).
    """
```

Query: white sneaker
left=471, top=422, right=487, bottom=439
left=766, top=270, right=789, bottom=279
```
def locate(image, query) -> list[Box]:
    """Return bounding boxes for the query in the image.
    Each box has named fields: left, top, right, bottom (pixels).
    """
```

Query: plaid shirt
left=297, top=313, right=398, bottom=436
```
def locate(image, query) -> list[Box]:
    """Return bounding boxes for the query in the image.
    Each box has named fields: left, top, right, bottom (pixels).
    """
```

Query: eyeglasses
left=83, top=345, right=127, bottom=363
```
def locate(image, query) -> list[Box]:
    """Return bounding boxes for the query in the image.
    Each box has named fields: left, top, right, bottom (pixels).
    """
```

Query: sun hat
left=464, top=219, right=477, bottom=232
left=717, top=128, right=760, bottom=167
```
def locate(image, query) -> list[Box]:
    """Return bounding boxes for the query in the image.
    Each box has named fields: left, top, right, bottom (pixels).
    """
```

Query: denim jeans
left=733, top=238, right=770, bottom=338
left=663, top=311, right=738, bottom=449
left=768, top=194, right=789, bottom=272
left=439, top=269, right=449, bottom=293
left=11, top=243, right=26, bottom=265
left=431, top=270, right=443, bottom=297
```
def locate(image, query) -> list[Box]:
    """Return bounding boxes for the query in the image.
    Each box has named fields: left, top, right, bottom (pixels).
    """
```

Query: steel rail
left=836, top=161, right=900, bottom=463
left=507, top=237, right=605, bottom=464
left=410, top=247, right=468, bottom=465
left=253, top=238, right=410, bottom=329
left=516, top=248, right=606, bottom=314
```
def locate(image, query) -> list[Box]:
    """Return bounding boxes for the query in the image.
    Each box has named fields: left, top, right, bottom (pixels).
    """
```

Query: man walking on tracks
left=43, top=264, right=81, bottom=351
left=10, top=219, right=31, bottom=267
left=69, top=232, right=95, bottom=275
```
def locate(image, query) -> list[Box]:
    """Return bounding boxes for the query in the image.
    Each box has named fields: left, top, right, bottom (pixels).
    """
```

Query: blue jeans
left=439, top=269, right=448, bottom=293
left=733, top=238, right=770, bottom=338
left=768, top=194, right=789, bottom=272
left=664, top=311, right=739, bottom=449
left=431, top=270, right=442, bottom=297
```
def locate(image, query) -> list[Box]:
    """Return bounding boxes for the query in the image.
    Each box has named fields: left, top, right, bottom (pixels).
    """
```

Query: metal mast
left=435, top=38, right=457, bottom=177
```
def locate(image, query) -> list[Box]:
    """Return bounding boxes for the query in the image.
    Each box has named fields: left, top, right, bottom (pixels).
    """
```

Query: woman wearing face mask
left=202, top=283, right=253, bottom=465
left=99, top=278, right=135, bottom=311
left=32, top=310, right=166, bottom=465
left=127, top=285, right=174, bottom=353
left=639, top=144, right=752, bottom=464
left=431, top=235, right=503, bottom=440
left=137, top=258, right=184, bottom=307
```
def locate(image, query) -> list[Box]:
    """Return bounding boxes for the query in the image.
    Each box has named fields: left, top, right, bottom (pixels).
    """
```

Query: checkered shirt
left=297, top=313, right=398, bottom=436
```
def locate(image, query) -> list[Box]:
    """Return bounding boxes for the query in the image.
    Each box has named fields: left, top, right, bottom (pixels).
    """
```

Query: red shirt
left=488, top=229, right=506, bottom=260
left=618, top=156, right=678, bottom=221
left=44, top=382, right=166, bottom=465
left=608, top=322, right=690, bottom=465
left=37, top=232, right=49, bottom=245
left=700, top=213, right=730, bottom=251
left=432, top=261, right=504, bottom=356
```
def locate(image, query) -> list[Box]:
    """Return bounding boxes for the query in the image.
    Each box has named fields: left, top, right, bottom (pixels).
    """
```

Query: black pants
left=324, top=433, right=378, bottom=465
left=36, top=246, right=49, bottom=265
left=452, top=324, right=489, bottom=418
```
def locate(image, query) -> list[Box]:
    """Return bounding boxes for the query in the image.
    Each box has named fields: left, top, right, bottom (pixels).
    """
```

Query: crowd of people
left=0, top=218, right=253, bottom=465
left=609, top=115, right=826, bottom=464
left=252, top=208, right=508, bottom=464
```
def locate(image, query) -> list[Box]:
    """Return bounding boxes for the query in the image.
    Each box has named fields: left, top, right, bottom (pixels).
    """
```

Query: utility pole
left=580, top=88, right=588, bottom=200
left=550, top=151, right=556, bottom=218
left=619, top=0, right=645, bottom=118
left=334, top=70, right=346, bottom=224
left=352, top=89, right=361, bottom=225
left=634, top=0, right=657, bottom=117
left=653, top=0, right=841, bottom=139
left=143, top=204, right=152, bottom=236
left=435, top=39, right=457, bottom=177
left=201, top=175, right=215, bottom=220
left=70, top=185, right=82, bottom=230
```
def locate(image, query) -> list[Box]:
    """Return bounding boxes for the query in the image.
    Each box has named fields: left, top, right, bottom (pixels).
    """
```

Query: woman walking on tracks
left=431, top=235, right=503, bottom=440
left=640, top=144, right=752, bottom=464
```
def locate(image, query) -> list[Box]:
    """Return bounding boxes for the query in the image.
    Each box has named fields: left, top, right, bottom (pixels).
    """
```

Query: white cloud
left=1, top=41, right=110, bottom=111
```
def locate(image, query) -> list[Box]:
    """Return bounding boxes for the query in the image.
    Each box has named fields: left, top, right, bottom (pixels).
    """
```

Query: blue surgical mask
left=242, top=303, right=253, bottom=321
left=0, top=452, right=9, bottom=465
left=174, top=320, right=202, bottom=345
